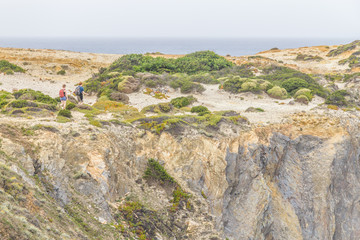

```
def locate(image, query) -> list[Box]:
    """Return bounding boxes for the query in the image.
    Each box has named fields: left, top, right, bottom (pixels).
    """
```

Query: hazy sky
left=1, top=0, right=359, bottom=38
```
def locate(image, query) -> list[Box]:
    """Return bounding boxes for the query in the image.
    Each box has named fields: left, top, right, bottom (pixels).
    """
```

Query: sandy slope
left=128, top=84, right=324, bottom=124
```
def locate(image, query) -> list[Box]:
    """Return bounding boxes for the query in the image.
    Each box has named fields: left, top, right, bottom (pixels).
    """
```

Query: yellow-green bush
left=267, top=86, right=287, bottom=99
left=294, top=88, right=313, bottom=101
left=295, top=95, right=309, bottom=104
left=241, top=81, right=258, bottom=92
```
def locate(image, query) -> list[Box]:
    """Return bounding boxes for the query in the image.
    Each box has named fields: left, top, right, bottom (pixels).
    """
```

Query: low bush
left=170, top=96, right=197, bottom=108
left=0, top=60, right=25, bottom=74
left=325, top=90, right=348, bottom=106
left=191, top=106, right=210, bottom=115
left=13, top=89, right=57, bottom=105
left=294, top=88, right=313, bottom=101
left=222, top=76, right=247, bottom=93
left=260, top=65, right=327, bottom=98
left=57, top=70, right=66, bottom=75
left=267, top=86, right=287, bottom=99
left=295, top=54, right=323, bottom=62
left=281, top=78, right=309, bottom=95
left=180, top=82, right=205, bottom=94
left=295, top=95, right=309, bottom=104
left=11, top=100, right=28, bottom=108
left=58, top=109, right=72, bottom=118
left=258, top=80, right=273, bottom=91
left=158, top=103, right=171, bottom=113
left=241, top=81, right=259, bottom=92
left=66, top=102, right=76, bottom=110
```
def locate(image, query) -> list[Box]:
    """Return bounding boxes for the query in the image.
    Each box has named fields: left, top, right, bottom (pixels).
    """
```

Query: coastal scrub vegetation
left=143, top=158, right=191, bottom=212
left=339, top=54, right=360, bottom=68
left=84, top=51, right=329, bottom=105
left=295, top=54, right=323, bottom=62
left=0, top=60, right=25, bottom=75
left=325, top=90, right=349, bottom=106
left=0, top=89, right=59, bottom=117
left=327, top=40, right=360, bottom=57
left=84, top=51, right=234, bottom=95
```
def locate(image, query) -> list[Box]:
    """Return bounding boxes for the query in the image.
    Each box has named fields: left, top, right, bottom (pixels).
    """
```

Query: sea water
left=0, top=37, right=355, bottom=56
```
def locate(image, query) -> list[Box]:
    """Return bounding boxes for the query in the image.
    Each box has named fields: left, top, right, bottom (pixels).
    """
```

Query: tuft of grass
left=327, top=105, right=339, bottom=110
left=89, top=119, right=102, bottom=128
left=66, top=102, right=76, bottom=110
left=56, top=116, right=72, bottom=123
left=58, top=109, right=72, bottom=118
left=57, top=69, right=66, bottom=75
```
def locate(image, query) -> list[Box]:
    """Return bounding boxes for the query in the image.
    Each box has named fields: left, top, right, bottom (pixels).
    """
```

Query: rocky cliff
left=0, top=112, right=359, bottom=239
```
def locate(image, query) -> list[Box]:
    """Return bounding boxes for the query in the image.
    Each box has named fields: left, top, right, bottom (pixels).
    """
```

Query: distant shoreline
left=0, top=37, right=355, bottom=56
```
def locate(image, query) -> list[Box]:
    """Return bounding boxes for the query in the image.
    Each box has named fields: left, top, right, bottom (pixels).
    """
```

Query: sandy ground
left=128, top=85, right=325, bottom=124
left=0, top=72, right=325, bottom=124
left=1, top=45, right=357, bottom=125
left=256, top=45, right=357, bottom=74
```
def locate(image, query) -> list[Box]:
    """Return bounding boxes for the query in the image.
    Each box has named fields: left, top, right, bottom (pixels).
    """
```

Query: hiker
left=59, top=84, right=67, bottom=109
left=74, top=82, right=86, bottom=104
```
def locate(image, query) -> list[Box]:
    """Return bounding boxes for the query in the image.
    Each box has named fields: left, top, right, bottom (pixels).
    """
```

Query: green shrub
left=170, top=96, right=196, bottom=108
left=188, top=73, right=219, bottom=84
left=11, top=100, right=28, bottom=108
left=144, top=158, right=176, bottom=184
left=295, top=95, right=309, bottom=104
left=325, top=90, right=348, bottom=106
left=212, top=64, right=255, bottom=78
left=58, top=109, right=72, bottom=118
left=294, top=88, right=313, bottom=101
left=260, top=65, right=327, bottom=98
left=66, top=102, right=76, bottom=110
left=241, top=81, right=259, bottom=92
left=180, top=82, right=205, bottom=94
left=295, top=54, right=323, bottom=62
left=13, top=89, right=57, bottom=105
left=258, top=80, right=273, bottom=91
left=267, top=86, right=287, bottom=99
left=191, top=105, right=209, bottom=115
left=5, top=69, right=14, bottom=75
left=222, top=76, right=247, bottom=93
left=158, top=103, right=171, bottom=113
left=0, top=60, right=25, bottom=74
left=57, top=70, right=66, bottom=75
left=281, top=78, right=309, bottom=95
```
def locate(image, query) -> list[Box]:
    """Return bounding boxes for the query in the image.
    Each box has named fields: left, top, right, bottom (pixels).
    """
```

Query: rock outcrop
left=0, top=113, right=360, bottom=239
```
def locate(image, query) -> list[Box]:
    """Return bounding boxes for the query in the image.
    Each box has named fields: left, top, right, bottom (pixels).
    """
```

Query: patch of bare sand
left=128, top=84, right=325, bottom=124
left=255, top=44, right=359, bottom=74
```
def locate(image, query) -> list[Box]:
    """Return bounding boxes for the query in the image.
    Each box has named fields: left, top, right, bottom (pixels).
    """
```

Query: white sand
left=0, top=72, right=328, bottom=125
left=128, top=85, right=325, bottom=124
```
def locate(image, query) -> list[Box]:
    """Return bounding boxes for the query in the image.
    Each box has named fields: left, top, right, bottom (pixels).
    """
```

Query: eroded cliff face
left=0, top=113, right=359, bottom=239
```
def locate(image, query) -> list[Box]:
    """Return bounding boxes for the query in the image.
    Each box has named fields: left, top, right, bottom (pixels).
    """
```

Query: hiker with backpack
left=59, top=84, right=67, bottom=109
left=74, top=82, right=86, bottom=104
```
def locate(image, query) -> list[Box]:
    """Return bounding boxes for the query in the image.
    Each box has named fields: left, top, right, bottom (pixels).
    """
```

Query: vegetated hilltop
left=2, top=44, right=360, bottom=239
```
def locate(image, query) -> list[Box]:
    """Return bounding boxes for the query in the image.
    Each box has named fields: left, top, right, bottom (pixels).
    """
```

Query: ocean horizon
left=0, top=37, right=356, bottom=56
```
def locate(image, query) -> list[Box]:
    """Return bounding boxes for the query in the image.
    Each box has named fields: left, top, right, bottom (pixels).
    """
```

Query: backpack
left=59, top=89, right=65, bottom=98
left=74, top=86, right=81, bottom=96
